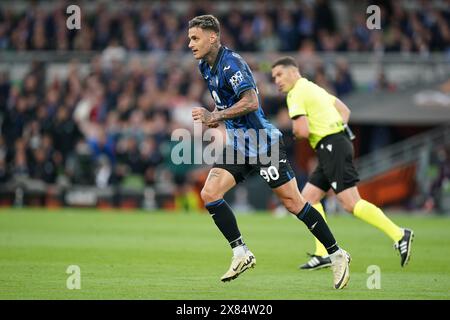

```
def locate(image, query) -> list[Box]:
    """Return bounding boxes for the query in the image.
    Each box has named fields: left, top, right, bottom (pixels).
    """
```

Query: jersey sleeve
left=306, top=79, right=337, bottom=107
left=223, top=54, right=256, bottom=98
left=328, top=93, right=337, bottom=105
left=286, top=87, right=307, bottom=119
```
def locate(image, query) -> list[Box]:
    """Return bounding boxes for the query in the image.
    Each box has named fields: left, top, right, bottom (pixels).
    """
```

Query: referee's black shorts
left=309, top=132, right=360, bottom=194
left=213, top=140, right=295, bottom=189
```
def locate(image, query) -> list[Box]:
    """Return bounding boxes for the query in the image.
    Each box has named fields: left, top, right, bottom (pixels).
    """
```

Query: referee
left=271, top=57, right=414, bottom=270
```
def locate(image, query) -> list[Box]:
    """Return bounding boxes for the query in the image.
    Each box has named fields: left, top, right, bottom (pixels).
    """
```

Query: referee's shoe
left=299, top=253, right=332, bottom=270
left=395, top=228, right=414, bottom=267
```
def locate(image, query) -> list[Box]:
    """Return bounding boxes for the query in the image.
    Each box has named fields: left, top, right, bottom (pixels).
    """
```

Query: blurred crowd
left=0, top=57, right=181, bottom=189
left=0, top=46, right=359, bottom=191
left=0, top=0, right=449, bottom=54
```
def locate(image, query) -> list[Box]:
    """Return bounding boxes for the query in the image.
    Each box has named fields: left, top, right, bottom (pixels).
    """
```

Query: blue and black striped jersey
left=198, top=46, right=282, bottom=157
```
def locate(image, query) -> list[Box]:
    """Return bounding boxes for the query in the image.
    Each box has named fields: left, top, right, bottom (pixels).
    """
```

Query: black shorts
left=309, top=132, right=360, bottom=194
left=213, top=140, right=295, bottom=189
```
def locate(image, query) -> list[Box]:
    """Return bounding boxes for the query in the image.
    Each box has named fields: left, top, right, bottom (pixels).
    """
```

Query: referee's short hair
left=188, top=15, right=220, bottom=35
left=272, top=56, right=298, bottom=69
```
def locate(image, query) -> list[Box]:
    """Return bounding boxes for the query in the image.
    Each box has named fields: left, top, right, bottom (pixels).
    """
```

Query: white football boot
left=329, top=248, right=351, bottom=289
left=220, top=250, right=256, bottom=282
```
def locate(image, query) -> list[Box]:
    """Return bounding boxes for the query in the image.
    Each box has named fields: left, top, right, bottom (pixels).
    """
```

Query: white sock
left=232, top=245, right=247, bottom=257
left=328, top=248, right=342, bottom=261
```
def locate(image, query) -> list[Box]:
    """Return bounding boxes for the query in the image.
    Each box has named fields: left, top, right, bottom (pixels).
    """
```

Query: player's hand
left=192, top=107, right=219, bottom=126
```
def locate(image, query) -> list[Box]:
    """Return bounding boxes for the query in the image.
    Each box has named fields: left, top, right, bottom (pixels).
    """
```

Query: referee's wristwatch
left=343, top=124, right=355, bottom=141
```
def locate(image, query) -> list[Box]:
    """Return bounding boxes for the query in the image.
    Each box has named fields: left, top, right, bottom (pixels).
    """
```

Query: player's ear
left=288, top=66, right=297, bottom=77
left=209, top=31, right=218, bottom=44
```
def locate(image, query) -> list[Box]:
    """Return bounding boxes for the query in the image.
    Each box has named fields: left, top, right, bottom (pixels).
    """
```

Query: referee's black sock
left=297, top=203, right=339, bottom=254
left=205, top=199, right=244, bottom=248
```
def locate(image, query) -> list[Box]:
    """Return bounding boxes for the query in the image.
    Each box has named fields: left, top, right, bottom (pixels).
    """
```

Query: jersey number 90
left=260, top=166, right=280, bottom=182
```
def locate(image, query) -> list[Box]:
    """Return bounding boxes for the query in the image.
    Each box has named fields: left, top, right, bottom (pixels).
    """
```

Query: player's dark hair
left=272, top=56, right=298, bottom=69
left=188, top=15, right=220, bottom=35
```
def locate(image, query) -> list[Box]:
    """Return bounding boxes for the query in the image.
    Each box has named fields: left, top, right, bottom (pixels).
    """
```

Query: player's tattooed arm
left=207, top=106, right=220, bottom=128
left=212, top=89, right=258, bottom=121
left=192, top=106, right=220, bottom=127
left=192, top=89, right=258, bottom=125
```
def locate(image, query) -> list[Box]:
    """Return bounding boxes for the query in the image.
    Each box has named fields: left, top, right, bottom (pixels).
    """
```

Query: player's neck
left=288, top=75, right=301, bottom=89
left=205, top=44, right=222, bottom=67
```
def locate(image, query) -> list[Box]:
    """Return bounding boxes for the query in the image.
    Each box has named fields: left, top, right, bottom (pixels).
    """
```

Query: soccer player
left=271, top=56, right=414, bottom=270
left=188, top=15, right=350, bottom=289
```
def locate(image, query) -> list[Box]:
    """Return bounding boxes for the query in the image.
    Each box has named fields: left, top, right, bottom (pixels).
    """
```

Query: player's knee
left=200, top=187, right=222, bottom=205
left=340, top=200, right=356, bottom=213
left=302, top=194, right=318, bottom=205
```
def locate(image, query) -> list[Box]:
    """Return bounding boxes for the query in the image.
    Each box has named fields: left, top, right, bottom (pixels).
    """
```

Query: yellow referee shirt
left=286, top=77, right=344, bottom=149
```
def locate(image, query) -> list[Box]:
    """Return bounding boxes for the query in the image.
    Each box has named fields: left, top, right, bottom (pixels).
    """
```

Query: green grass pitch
left=0, top=208, right=449, bottom=300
